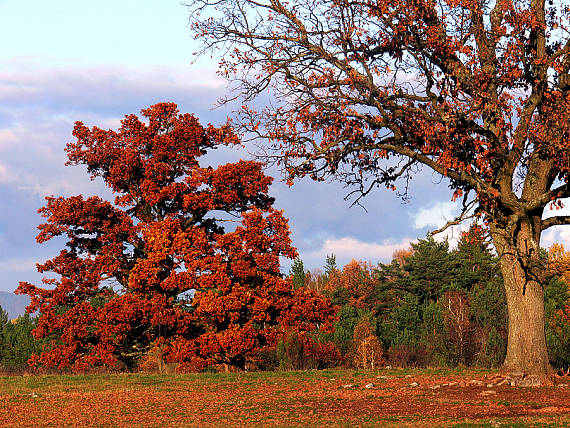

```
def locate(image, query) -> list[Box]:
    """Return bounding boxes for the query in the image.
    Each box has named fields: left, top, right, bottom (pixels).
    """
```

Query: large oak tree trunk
left=500, top=256, right=550, bottom=374
left=490, top=220, right=551, bottom=375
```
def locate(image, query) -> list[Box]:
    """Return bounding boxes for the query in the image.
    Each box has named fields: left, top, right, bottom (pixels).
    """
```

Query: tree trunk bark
left=500, top=256, right=550, bottom=374
left=490, top=220, right=551, bottom=375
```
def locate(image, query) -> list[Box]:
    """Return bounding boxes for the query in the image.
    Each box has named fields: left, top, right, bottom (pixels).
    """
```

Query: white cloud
left=0, top=129, right=19, bottom=150
left=300, top=236, right=414, bottom=267
left=431, top=223, right=472, bottom=249
left=541, top=198, right=570, bottom=249
left=0, top=62, right=231, bottom=199
left=0, top=162, right=8, bottom=182
left=411, top=200, right=480, bottom=248
left=0, top=63, right=225, bottom=107
left=541, top=226, right=570, bottom=249
left=412, top=200, right=457, bottom=230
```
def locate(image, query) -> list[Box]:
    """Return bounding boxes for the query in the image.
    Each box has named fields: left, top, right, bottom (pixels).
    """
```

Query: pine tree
left=398, top=237, right=459, bottom=304
left=289, top=258, right=306, bottom=290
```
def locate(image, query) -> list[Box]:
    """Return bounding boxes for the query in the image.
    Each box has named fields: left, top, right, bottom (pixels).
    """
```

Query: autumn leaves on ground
left=1, top=368, right=569, bottom=427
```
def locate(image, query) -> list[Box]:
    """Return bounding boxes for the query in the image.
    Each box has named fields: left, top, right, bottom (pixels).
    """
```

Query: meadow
left=1, top=368, right=568, bottom=427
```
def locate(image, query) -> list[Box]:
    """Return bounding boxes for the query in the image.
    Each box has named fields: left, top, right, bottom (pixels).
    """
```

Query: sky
left=0, top=0, right=569, bottom=293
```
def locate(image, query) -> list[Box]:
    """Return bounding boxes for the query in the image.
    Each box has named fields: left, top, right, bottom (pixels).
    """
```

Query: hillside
left=0, top=291, right=30, bottom=319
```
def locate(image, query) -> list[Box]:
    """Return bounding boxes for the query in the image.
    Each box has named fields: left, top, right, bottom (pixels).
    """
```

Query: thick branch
left=542, top=216, right=570, bottom=230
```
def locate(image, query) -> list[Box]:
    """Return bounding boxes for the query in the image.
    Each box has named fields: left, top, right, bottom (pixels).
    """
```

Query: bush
left=277, top=330, right=342, bottom=370
left=474, top=326, right=506, bottom=368
left=354, top=335, right=384, bottom=369
left=386, top=343, right=429, bottom=368
left=251, top=347, right=279, bottom=371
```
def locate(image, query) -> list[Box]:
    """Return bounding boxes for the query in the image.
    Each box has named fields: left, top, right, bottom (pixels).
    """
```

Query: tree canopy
left=17, top=103, right=335, bottom=372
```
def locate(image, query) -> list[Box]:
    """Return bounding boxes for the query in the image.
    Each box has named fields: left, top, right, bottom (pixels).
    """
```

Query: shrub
left=354, top=335, right=384, bottom=369
left=277, top=330, right=342, bottom=370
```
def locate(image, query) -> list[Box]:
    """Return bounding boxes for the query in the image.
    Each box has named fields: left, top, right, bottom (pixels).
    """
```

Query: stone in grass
left=479, top=390, right=497, bottom=396
left=364, top=383, right=374, bottom=389
left=429, top=384, right=441, bottom=390
left=342, top=384, right=355, bottom=389
left=409, top=382, right=419, bottom=387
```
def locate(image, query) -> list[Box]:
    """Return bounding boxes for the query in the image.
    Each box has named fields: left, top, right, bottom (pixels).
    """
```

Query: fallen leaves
left=1, top=368, right=568, bottom=427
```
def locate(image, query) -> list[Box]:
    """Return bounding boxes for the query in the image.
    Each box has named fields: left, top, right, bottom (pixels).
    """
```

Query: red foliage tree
left=189, top=0, right=570, bottom=375
left=325, top=260, right=378, bottom=308
left=17, top=103, right=335, bottom=371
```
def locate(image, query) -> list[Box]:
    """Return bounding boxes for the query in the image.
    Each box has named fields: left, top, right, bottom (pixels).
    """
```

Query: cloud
left=543, top=197, right=570, bottom=218
left=0, top=61, right=238, bottom=292
left=0, top=62, right=233, bottom=198
left=541, top=226, right=570, bottom=249
left=410, top=199, right=481, bottom=249
left=298, top=236, right=413, bottom=270
left=541, top=198, right=570, bottom=249
left=0, top=62, right=227, bottom=119
left=412, top=200, right=457, bottom=230
left=0, top=59, right=459, bottom=291
left=0, top=162, right=8, bottom=181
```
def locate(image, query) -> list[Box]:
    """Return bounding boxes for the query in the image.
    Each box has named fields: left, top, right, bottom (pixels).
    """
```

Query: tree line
left=3, top=224, right=569, bottom=373
left=285, top=231, right=570, bottom=372
left=0, top=309, right=42, bottom=372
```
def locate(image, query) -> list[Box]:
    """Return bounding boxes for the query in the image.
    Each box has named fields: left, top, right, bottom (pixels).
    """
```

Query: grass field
left=1, top=368, right=569, bottom=427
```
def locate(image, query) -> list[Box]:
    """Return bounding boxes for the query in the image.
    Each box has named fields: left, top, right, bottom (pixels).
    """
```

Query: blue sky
left=0, top=0, right=568, bottom=293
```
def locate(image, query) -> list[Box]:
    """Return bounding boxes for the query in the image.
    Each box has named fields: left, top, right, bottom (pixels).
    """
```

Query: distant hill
left=0, top=291, right=31, bottom=319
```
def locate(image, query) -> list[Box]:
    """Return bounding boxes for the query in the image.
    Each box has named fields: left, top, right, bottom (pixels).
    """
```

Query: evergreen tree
left=453, top=225, right=502, bottom=292
left=381, top=294, right=422, bottom=349
left=0, top=307, right=43, bottom=370
left=398, top=237, right=458, bottom=304
left=0, top=306, right=7, bottom=328
left=325, top=305, right=376, bottom=357
left=290, top=258, right=306, bottom=290
left=544, top=277, right=570, bottom=368
left=324, top=254, right=338, bottom=278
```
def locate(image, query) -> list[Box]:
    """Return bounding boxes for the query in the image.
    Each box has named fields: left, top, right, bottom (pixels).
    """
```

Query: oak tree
left=189, top=0, right=570, bottom=376
left=17, top=103, right=335, bottom=371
